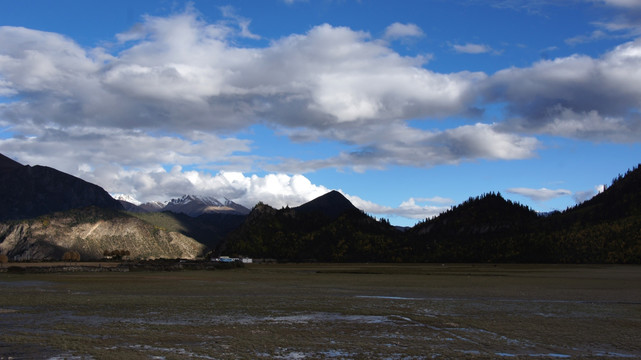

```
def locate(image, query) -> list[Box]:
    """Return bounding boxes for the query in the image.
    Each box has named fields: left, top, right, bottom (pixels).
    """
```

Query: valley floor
left=1, top=264, right=640, bottom=359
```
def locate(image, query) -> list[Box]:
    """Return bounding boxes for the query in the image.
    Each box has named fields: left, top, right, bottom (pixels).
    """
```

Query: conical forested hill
left=293, top=190, right=360, bottom=220
left=407, top=193, right=540, bottom=262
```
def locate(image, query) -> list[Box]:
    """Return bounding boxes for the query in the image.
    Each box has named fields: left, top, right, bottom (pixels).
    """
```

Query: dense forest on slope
left=520, top=164, right=641, bottom=263
left=221, top=193, right=408, bottom=262
left=406, top=192, right=540, bottom=262
left=222, top=165, right=641, bottom=264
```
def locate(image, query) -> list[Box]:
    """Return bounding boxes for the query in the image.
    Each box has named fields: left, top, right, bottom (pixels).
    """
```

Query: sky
left=1, top=0, right=640, bottom=226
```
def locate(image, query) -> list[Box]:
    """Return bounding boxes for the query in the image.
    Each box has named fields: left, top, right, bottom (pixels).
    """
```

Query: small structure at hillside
left=212, top=256, right=252, bottom=264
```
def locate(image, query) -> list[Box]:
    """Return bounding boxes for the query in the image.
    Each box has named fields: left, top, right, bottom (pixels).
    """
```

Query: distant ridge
left=119, top=195, right=250, bottom=216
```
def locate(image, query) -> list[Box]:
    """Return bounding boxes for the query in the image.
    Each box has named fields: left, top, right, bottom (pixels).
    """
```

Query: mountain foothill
left=0, top=153, right=639, bottom=263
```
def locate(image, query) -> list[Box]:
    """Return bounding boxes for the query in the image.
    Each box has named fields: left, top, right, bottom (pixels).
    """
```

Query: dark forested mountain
left=523, top=164, right=641, bottom=263
left=562, top=164, right=641, bottom=222
left=222, top=192, right=406, bottom=262
left=0, top=154, right=122, bottom=221
left=292, top=190, right=359, bottom=219
left=407, top=193, right=540, bottom=262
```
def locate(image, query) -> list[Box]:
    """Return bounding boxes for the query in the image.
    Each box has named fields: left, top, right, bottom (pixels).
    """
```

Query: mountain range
left=0, top=153, right=639, bottom=263
left=118, top=194, right=250, bottom=217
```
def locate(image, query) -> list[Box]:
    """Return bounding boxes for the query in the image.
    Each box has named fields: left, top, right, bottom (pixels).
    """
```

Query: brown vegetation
left=62, top=251, right=81, bottom=262
left=0, top=253, right=8, bottom=267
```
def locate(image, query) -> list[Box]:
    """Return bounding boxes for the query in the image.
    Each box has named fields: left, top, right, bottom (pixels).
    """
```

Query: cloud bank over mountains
left=1, top=3, right=639, bottom=222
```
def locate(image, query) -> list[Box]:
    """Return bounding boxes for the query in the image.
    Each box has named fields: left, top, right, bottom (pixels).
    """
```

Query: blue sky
left=1, top=0, right=640, bottom=226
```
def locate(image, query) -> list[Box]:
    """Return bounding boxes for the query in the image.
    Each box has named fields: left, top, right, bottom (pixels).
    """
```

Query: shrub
left=0, top=254, right=8, bottom=267
left=62, top=251, right=81, bottom=262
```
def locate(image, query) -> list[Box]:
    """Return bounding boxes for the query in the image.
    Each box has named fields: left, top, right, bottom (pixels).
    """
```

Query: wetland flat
left=1, top=264, right=640, bottom=359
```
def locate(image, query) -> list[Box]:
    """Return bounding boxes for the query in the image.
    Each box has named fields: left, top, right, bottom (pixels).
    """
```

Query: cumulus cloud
left=384, top=23, right=425, bottom=40
left=506, top=187, right=572, bottom=202
left=0, top=13, right=483, bottom=135
left=0, top=9, right=515, bottom=178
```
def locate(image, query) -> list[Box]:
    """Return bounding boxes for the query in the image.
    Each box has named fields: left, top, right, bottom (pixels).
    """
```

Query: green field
left=1, top=264, right=640, bottom=359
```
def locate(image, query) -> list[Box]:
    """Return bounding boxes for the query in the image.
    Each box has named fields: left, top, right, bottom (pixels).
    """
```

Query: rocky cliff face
left=0, top=154, right=122, bottom=221
left=0, top=208, right=206, bottom=261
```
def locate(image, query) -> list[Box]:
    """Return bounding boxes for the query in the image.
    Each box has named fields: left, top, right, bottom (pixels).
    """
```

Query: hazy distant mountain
left=0, top=153, right=122, bottom=221
left=120, top=195, right=250, bottom=217
left=138, top=201, right=167, bottom=212
left=163, top=195, right=250, bottom=216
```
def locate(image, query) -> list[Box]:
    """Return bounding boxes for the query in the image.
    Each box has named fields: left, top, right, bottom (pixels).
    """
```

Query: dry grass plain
left=1, top=263, right=640, bottom=359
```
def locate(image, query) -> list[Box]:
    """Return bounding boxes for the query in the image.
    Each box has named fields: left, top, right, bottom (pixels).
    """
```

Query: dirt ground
left=1, top=263, right=640, bottom=359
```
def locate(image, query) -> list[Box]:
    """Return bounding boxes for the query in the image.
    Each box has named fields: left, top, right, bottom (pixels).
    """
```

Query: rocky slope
left=0, top=207, right=206, bottom=261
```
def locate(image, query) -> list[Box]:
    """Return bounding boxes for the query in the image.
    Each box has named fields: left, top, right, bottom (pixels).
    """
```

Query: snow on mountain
left=113, top=194, right=141, bottom=205
left=139, top=201, right=168, bottom=212
left=167, top=195, right=225, bottom=207
left=115, top=194, right=249, bottom=216
left=163, top=195, right=249, bottom=216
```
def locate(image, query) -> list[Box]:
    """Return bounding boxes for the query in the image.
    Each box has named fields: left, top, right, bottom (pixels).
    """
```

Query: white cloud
left=453, top=43, right=493, bottom=54
left=565, top=30, right=608, bottom=45
left=0, top=11, right=511, bottom=177
left=384, top=23, right=425, bottom=40
left=345, top=194, right=453, bottom=221
left=506, top=187, right=572, bottom=202
left=0, top=15, right=483, bottom=133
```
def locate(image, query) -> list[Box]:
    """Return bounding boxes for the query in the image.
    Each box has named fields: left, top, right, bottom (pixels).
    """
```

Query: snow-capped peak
left=113, top=193, right=141, bottom=205
left=161, top=195, right=250, bottom=216
left=168, top=194, right=226, bottom=206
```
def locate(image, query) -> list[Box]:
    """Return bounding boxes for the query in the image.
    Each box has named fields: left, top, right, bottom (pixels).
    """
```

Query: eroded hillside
left=0, top=207, right=206, bottom=261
